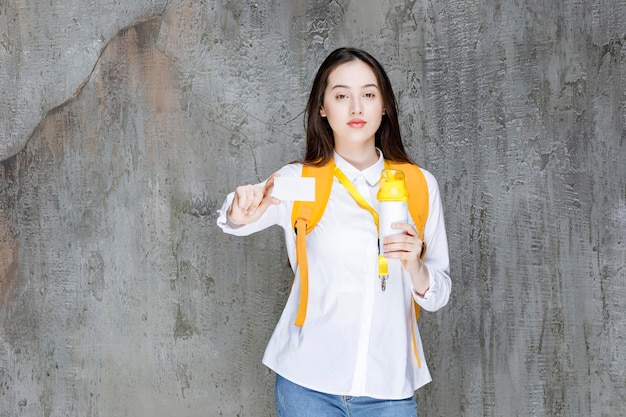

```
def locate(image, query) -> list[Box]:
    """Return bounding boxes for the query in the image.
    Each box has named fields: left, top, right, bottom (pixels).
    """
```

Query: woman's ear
left=320, top=106, right=326, bottom=117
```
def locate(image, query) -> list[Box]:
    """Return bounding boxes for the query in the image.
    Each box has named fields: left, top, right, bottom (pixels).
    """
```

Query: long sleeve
left=412, top=169, right=451, bottom=312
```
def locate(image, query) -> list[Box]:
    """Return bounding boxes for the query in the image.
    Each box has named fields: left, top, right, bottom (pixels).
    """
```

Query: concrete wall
left=1, top=1, right=624, bottom=416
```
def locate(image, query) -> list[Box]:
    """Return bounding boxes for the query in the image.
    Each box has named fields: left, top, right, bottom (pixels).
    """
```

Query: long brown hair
left=303, top=47, right=413, bottom=166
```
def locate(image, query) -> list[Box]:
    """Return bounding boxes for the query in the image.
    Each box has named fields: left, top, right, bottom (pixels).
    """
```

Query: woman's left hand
left=382, top=223, right=430, bottom=295
left=382, top=223, right=423, bottom=268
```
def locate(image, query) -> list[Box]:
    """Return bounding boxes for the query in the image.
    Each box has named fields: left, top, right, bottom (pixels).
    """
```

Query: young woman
left=217, top=47, right=451, bottom=417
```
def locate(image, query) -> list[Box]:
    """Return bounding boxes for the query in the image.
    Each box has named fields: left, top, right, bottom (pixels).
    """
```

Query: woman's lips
left=348, top=119, right=366, bottom=128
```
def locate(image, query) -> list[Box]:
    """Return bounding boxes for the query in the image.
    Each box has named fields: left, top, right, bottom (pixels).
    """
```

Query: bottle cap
left=377, top=169, right=408, bottom=202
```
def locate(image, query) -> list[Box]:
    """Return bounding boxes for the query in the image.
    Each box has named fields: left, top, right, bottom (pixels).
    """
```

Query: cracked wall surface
left=0, top=0, right=167, bottom=159
left=1, top=0, right=625, bottom=416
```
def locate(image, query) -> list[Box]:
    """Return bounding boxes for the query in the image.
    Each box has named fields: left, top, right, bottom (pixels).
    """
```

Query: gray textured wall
left=1, top=1, right=625, bottom=416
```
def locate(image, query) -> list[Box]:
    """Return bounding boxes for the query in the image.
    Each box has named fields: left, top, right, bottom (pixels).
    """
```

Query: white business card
left=272, top=177, right=316, bottom=202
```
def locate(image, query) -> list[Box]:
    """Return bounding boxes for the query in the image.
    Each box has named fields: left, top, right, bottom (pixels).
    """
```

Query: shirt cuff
left=412, top=267, right=435, bottom=299
left=216, top=193, right=243, bottom=230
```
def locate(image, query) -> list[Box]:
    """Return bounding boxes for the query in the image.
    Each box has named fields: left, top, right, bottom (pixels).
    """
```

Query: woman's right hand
left=227, top=173, right=281, bottom=225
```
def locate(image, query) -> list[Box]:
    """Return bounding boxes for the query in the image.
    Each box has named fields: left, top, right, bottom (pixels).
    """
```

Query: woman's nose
left=350, top=98, right=363, bottom=114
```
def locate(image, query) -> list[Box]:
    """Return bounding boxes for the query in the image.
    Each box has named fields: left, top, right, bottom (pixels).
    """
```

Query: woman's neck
left=334, top=144, right=379, bottom=170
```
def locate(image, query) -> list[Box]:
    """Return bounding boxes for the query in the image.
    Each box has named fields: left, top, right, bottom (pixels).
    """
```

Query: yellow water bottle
left=376, top=169, right=409, bottom=290
left=377, top=169, right=409, bottom=240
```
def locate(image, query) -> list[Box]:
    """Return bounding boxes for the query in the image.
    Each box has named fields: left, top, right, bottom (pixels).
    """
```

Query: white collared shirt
left=217, top=151, right=451, bottom=399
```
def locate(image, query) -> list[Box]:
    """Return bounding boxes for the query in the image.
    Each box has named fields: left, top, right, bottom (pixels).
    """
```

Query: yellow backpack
left=291, top=159, right=429, bottom=330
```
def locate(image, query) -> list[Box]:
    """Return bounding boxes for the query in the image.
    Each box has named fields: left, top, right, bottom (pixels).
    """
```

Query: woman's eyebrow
left=330, top=83, right=379, bottom=90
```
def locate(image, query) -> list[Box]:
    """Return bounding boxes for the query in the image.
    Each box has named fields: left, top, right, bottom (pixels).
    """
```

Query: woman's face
left=320, top=59, right=385, bottom=151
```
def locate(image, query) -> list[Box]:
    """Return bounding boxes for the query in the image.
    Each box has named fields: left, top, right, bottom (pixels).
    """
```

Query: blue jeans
left=275, top=374, right=418, bottom=417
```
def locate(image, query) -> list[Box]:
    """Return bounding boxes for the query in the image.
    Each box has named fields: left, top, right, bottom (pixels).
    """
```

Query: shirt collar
left=333, top=149, right=384, bottom=186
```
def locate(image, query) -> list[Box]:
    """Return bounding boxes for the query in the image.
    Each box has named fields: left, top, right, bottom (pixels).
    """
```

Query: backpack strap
left=291, top=161, right=335, bottom=326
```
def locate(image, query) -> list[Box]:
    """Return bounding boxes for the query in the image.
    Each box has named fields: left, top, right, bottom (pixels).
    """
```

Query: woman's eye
left=364, top=92, right=376, bottom=98
left=336, top=94, right=348, bottom=100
